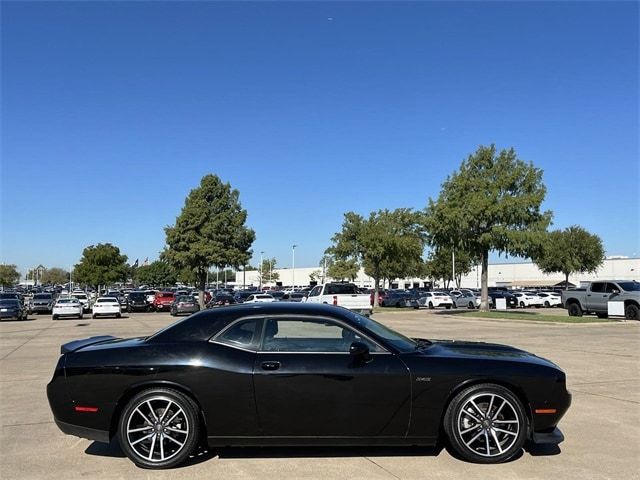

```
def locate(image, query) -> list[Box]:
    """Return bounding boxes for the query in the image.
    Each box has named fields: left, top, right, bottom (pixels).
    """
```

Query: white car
left=92, top=297, right=122, bottom=318
left=418, top=291, right=453, bottom=309
left=244, top=294, right=276, bottom=303
left=512, top=292, right=544, bottom=308
left=52, top=298, right=84, bottom=320
left=72, top=292, right=92, bottom=312
left=453, top=292, right=481, bottom=309
left=536, top=292, right=562, bottom=307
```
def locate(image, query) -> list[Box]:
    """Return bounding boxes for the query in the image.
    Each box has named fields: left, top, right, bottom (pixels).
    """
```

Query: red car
left=153, top=292, right=175, bottom=311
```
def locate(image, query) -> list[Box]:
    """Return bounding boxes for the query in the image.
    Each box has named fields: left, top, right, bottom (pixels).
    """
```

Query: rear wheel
left=519, top=301, right=525, bottom=308
left=468, top=302, right=475, bottom=309
left=116, top=313, right=122, bottom=318
left=544, top=301, right=550, bottom=308
left=428, top=302, right=434, bottom=309
left=444, top=383, right=527, bottom=463
left=567, top=303, right=583, bottom=317
left=52, top=315, right=58, bottom=320
left=625, top=304, right=639, bottom=320
left=118, top=388, right=200, bottom=469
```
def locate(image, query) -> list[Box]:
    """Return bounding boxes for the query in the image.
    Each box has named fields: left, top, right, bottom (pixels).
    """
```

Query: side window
left=216, top=319, right=260, bottom=349
left=605, top=283, right=620, bottom=293
left=324, top=284, right=335, bottom=295
left=590, top=283, right=605, bottom=293
left=308, top=286, right=321, bottom=297
left=261, top=317, right=382, bottom=353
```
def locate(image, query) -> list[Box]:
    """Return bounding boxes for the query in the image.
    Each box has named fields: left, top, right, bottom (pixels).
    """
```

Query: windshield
left=129, top=293, right=146, bottom=300
left=0, top=300, right=20, bottom=307
left=34, top=294, right=51, bottom=300
left=349, top=312, right=418, bottom=353
left=618, top=281, right=640, bottom=292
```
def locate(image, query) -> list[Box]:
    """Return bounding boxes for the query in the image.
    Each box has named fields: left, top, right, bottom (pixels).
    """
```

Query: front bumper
left=32, top=305, right=52, bottom=312
left=0, top=311, right=21, bottom=320
left=532, top=427, right=565, bottom=445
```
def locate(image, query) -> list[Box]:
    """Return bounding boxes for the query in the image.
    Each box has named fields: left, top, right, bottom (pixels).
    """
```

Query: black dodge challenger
left=47, top=303, right=570, bottom=469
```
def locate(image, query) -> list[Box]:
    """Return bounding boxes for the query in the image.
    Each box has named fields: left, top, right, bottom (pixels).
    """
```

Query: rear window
left=158, top=292, right=174, bottom=298
left=34, top=294, right=52, bottom=300
left=129, top=292, right=146, bottom=300
left=325, top=284, right=358, bottom=295
left=57, top=299, right=78, bottom=304
left=97, top=298, right=118, bottom=303
left=0, top=300, right=20, bottom=306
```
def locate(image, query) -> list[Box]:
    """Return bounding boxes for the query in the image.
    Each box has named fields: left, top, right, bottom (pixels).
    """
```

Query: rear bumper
left=54, top=417, right=110, bottom=443
left=532, top=427, right=565, bottom=445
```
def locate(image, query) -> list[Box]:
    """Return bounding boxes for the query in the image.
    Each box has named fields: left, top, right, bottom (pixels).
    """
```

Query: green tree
left=308, top=270, right=323, bottom=283
left=328, top=208, right=426, bottom=306
left=134, top=261, right=177, bottom=287
left=425, top=145, right=551, bottom=310
left=163, top=174, right=255, bottom=306
left=73, top=243, right=129, bottom=290
left=534, top=226, right=605, bottom=288
left=327, top=258, right=359, bottom=281
left=258, top=258, right=279, bottom=285
left=41, top=267, right=70, bottom=286
left=424, top=247, right=475, bottom=289
left=0, top=264, right=20, bottom=287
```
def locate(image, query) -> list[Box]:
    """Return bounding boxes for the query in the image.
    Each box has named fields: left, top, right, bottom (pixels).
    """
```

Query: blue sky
left=2, top=1, right=638, bottom=275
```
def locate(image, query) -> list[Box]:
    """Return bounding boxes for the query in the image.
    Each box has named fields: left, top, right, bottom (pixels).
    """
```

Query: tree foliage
left=327, top=258, right=359, bottom=281
left=534, top=226, right=604, bottom=288
left=328, top=208, right=427, bottom=306
left=425, top=145, right=551, bottom=310
left=163, top=174, right=255, bottom=306
left=41, top=267, right=70, bottom=285
left=0, top=264, right=20, bottom=287
left=134, top=261, right=177, bottom=287
left=424, top=247, right=474, bottom=289
left=73, top=244, right=129, bottom=288
left=258, top=258, right=279, bottom=285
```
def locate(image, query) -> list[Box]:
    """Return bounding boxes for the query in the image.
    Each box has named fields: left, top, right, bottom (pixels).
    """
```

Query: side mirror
left=349, top=341, right=371, bottom=362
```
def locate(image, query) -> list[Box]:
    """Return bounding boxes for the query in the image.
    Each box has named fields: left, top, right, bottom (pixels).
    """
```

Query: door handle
left=261, top=361, right=281, bottom=371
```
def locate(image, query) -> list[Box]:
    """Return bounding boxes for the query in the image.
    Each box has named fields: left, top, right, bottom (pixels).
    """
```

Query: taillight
left=333, top=296, right=338, bottom=306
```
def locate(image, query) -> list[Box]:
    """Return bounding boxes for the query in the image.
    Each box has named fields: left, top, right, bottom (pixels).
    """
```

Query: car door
left=253, top=315, right=411, bottom=438
left=587, top=282, right=608, bottom=311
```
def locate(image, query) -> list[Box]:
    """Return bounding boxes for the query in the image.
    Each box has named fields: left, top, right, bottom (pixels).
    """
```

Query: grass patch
left=458, top=311, right=613, bottom=323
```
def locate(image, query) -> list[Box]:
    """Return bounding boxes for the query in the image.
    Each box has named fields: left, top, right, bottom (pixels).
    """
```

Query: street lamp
left=260, top=251, right=264, bottom=289
left=292, top=244, right=297, bottom=291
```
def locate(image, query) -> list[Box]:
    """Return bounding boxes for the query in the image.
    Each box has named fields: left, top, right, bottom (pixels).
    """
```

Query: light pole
left=292, top=244, right=297, bottom=291
left=260, top=251, right=264, bottom=289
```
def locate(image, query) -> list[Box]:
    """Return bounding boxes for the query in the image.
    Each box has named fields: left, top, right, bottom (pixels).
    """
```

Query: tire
left=92, top=314, right=97, bottom=319
left=544, top=301, right=550, bottom=308
left=445, top=305, right=452, bottom=310
left=52, top=315, right=58, bottom=320
left=444, top=383, right=527, bottom=464
left=625, top=304, right=640, bottom=321
left=519, top=301, right=525, bottom=308
left=116, top=313, right=122, bottom=318
left=596, top=312, right=608, bottom=319
left=567, top=303, right=583, bottom=317
left=79, top=314, right=84, bottom=319
left=117, top=388, right=200, bottom=469
left=428, top=302, right=434, bottom=309
left=468, top=302, right=474, bottom=309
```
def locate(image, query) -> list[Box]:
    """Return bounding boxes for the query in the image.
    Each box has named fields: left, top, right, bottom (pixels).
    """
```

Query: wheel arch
left=109, top=380, right=207, bottom=441
left=439, top=378, right=533, bottom=439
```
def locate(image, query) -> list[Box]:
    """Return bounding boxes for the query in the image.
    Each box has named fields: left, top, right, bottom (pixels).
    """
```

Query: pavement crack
left=571, top=389, right=640, bottom=405
left=3, top=421, right=54, bottom=427
left=364, top=457, right=402, bottom=480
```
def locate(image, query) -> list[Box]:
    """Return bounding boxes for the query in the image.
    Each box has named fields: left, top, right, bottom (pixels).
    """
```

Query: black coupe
left=47, top=303, right=570, bottom=469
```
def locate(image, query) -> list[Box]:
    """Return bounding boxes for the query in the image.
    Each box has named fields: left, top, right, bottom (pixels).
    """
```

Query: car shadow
left=85, top=440, right=444, bottom=466
left=0, top=317, right=36, bottom=322
left=524, top=442, right=562, bottom=456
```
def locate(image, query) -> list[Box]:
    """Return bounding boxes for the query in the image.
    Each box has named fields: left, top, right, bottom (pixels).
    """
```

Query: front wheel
left=625, top=304, right=639, bottom=320
left=118, top=388, right=200, bottom=469
left=544, top=301, right=550, bottom=308
left=444, top=383, right=527, bottom=463
left=428, top=302, right=434, bottom=309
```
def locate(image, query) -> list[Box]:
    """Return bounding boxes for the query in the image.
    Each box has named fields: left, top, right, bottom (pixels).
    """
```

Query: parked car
left=453, top=292, right=481, bottom=309
left=245, top=294, right=276, bottom=303
left=537, top=292, right=562, bottom=308
left=281, top=292, right=306, bottom=302
left=233, top=291, right=254, bottom=304
left=417, top=291, right=453, bottom=309
left=31, top=293, right=55, bottom=314
left=128, top=291, right=150, bottom=312
left=206, top=293, right=237, bottom=308
left=170, top=295, right=200, bottom=316
left=92, top=297, right=122, bottom=319
left=369, top=289, right=387, bottom=306
left=512, top=292, right=544, bottom=308
left=561, top=280, right=640, bottom=320
left=305, top=283, right=372, bottom=315
left=0, top=299, right=28, bottom=321
left=153, top=292, right=176, bottom=312
left=72, top=292, right=92, bottom=312
left=52, top=298, right=84, bottom=320
left=487, top=291, right=517, bottom=309
left=380, top=291, right=419, bottom=309
left=145, top=290, right=158, bottom=305
left=48, top=303, right=571, bottom=469
left=269, top=291, right=286, bottom=301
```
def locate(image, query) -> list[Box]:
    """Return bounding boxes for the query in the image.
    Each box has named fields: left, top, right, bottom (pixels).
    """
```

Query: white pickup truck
left=304, top=282, right=372, bottom=316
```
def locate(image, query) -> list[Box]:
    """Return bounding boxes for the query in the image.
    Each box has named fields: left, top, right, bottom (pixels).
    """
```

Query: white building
left=237, top=257, right=640, bottom=290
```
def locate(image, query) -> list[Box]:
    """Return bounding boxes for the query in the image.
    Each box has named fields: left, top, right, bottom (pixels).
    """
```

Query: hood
left=416, top=338, right=560, bottom=369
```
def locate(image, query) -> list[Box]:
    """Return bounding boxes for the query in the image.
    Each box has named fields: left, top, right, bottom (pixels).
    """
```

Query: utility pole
left=259, top=251, right=264, bottom=289
left=452, top=248, right=456, bottom=289
left=292, top=244, right=297, bottom=291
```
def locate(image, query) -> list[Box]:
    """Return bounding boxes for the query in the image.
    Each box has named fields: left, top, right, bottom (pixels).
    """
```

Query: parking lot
left=1, top=310, right=638, bottom=480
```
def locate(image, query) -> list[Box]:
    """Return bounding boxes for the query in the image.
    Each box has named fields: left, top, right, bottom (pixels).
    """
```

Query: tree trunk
left=373, top=276, right=380, bottom=308
left=480, top=249, right=490, bottom=311
left=198, top=270, right=206, bottom=310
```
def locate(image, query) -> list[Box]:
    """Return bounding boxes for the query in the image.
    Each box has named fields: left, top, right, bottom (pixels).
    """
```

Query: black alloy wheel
left=625, top=304, right=639, bottom=320
left=567, top=303, right=583, bottom=317
left=444, top=383, right=527, bottom=463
